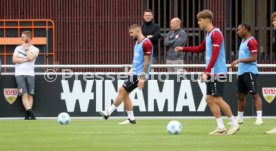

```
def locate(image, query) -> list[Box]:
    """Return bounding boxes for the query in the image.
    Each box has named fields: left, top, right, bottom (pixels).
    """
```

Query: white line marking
left=72, top=132, right=143, bottom=134
left=1, top=116, right=276, bottom=120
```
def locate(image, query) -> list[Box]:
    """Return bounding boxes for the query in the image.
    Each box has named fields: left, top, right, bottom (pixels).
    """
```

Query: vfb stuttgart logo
left=262, top=87, right=276, bottom=104
left=3, top=88, right=18, bottom=104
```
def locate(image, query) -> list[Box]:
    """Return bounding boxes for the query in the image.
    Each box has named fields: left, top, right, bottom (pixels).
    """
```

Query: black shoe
left=29, top=113, right=36, bottom=120
left=24, top=112, right=29, bottom=120
left=99, top=111, right=109, bottom=120
left=129, top=119, right=136, bottom=124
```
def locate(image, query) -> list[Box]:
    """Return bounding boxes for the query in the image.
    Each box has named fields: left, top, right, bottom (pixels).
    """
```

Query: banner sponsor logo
left=3, top=88, right=18, bottom=104
left=262, top=87, right=276, bottom=103
left=61, top=80, right=208, bottom=113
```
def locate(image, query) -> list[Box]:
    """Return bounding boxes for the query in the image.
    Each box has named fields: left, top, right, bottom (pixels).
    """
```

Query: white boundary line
left=1, top=64, right=276, bottom=68
left=0, top=116, right=276, bottom=120
left=2, top=72, right=276, bottom=75
left=72, top=132, right=144, bottom=134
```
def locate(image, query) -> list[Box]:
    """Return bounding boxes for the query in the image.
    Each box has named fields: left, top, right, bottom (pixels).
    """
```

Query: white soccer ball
left=57, top=112, right=71, bottom=125
left=167, top=120, right=183, bottom=135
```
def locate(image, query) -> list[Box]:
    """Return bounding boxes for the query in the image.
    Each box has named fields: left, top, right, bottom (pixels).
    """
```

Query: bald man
left=164, top=18, right=187, bottom=72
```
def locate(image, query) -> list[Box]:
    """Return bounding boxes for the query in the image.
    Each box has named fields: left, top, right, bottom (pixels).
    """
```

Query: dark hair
left=144, top=9, right=153, bottom=14
left=197, top=10, right=213, bottom=21
left=239, top=23, right=251, bottom=32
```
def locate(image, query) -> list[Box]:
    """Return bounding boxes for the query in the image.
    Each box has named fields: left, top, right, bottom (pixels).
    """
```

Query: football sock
left=257, top=111, right=262, bottom=120
left=107, top=104, right=117, bottom=115
left=237, top=111, right=244, bottom=120
left=216, top=117, right=225, bottom=129
left=127, top=111, right=135, bottom=121
left=229, top=116, right=238, bottom=126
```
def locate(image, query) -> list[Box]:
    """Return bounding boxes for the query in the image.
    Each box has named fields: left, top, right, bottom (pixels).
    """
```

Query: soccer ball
left=167, top=120, right=182, bottom=135
left=57, top=112, right=71, bottom=125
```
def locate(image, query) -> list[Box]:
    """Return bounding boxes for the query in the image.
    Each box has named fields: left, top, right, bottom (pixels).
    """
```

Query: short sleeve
left=142, top=40, right=153, bottom=56
left=31, top=47, right=40, bottom=57
left=247, top=38, right=258, bottom=54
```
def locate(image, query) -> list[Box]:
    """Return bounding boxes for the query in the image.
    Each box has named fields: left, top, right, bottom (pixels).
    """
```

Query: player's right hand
left=147, top=35, right=153, bottom=39
left=137, top=79, right=145, bottom=89
left=200, top=73, right=208, bottom=83
left=175, top=46, right=183, bottom=52
left=231, top=59, right=239, bottom=68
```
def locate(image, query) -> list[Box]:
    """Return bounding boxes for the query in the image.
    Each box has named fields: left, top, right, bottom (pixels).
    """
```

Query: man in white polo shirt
left=12, top=31, right=39, bottom=120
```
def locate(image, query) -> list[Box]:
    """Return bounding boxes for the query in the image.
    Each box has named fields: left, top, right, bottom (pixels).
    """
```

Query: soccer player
left=266, top=11, right=276, bottom=134
left=99, top=24, right=153, bottom=124
left=231, top=23, right=263, bottom=125
left=175, top=10, right=240, bottom=135
left=12, top=31, right=39, bottom=120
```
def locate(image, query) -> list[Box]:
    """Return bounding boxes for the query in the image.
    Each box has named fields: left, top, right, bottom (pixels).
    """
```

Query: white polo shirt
left=14, top=45, right=39, bottom=76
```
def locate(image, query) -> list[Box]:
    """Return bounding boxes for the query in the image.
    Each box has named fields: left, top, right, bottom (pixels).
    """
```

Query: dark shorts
left=238, top=72, right=258, bottom=95
left=122, top=75, right=139, bottom=93
left=206, top=75, right=226, bottom=97
left=15, top=75, right=35, bottom=96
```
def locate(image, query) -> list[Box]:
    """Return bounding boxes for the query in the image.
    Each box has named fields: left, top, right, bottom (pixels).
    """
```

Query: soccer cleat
left=253, top=119, right=263, bottom=125
left=99, top=110, right=109, bottom=120
left=209, top=128, right=227, bottom=135
left=265, top=128, right=276, bottom=134
left=236, top=118, right=244, bottom=125
left=227, top=118, right=244, bottom=125
left=118, top=119, right=136, bottom=125
left=227, top=125, right=240, bottom=135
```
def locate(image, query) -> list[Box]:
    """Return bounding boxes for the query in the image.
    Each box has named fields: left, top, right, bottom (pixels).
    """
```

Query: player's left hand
left=200, top=73, right=208, bottom=83
left=26, top=49, right=34, bottom=56
left=137, top=79, right=145, bottom=89
left=231, top=59, right=239, bottom=68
